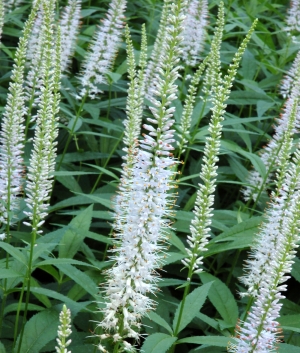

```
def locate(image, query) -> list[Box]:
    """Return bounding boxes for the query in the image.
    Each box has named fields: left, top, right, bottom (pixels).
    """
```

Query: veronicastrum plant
left=0, top=0, right=300, bottom=353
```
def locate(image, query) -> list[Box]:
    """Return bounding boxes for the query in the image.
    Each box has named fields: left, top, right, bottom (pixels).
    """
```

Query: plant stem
left=14, top=228, right=37, bottom=352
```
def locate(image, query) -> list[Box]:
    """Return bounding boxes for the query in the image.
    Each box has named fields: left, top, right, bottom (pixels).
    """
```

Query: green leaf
left=49, top=196, right=87, bottom=211
left=228, top=155, right=249, bottom=182
left=55, top=151, right=109, bottom=163
left=278, top=343, right=300, bottom=353
left=221, top=140, right=266, bottom=177
left=0, top=341, right=6, bottom=353
left=172, top=282, right=212, bottom=333
left=141, top=333, right=177, bottom=353
left=0, top=269, right=23, bottom=279
left=199, top=273, right=238, bottom=326
left=84, top=163, right=120, bottom=181
left=196, top=312, right=219, bottom=331
left=56, top=264, right=98, bottom=298
left=16, top=309, right=59, bottom=353
left=206, top=217, right=263, bottom=256
left=56, top=175, right=82, bottom=193
left=29, top=287, right=90, bottom=316
left=30, top=278, right=51, bottom=308
left=147, top=311, right=173, bottom=335
left=75, top=193, right=113, bottom=210
left=226, top=90, right=273, bottom=105
left=81, top=8, right=98, bottom=17
left=163, top=252, right=185, bottom=265
left=0, top=243, right=27, bottom=266
left=86, top=231, right=113, bottom=245
left=177, top=335, right=233, bottom=347
left=278, top=314, right=300, bottom=333
left=174, top=211, right=193, bottom=233
left=168, top=230, right=187, bottom=254
left=291, top=257, right=300, bottom=283
left=158, top=278, right=186, bottom=287
left=59, top=205, right=93, bottom=259
left=66, top=345, right=95, bottom=353
left=256, top=100, right=274, bottom=117
left=36, top=258, right=95, bottom=268
left=53, top=171, right=98, bottom=176
left=4, top=303, right=44, bottom=315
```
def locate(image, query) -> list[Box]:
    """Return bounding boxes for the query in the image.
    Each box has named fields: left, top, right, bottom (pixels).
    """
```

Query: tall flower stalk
left=229, top=149, right=300, bottom=353
left=144, top=0, right=172, bottom=99
left=24, top=4, right=46, bottom=133
left=241, top=96, right=300, bottom=297
left=0, top=0, right=42, bottom=337
left=172, top=13, right=257, bottom=346
left=285, top=0, right=300, bottom=35
left=0, top=0, right=4, bottom=42
left=181, top=0, right=208, bottom=67
left=280, top=50, right=300, bottom=98
left=14, top=0, right=61, bottom=350
left=60, top=0, right=82, bottom=73
left=56, top=305, right=72, bottom=353
left=242, top=52, right=300, bottom=203
left=176, top=57, right=208, bottom=157
left=78, top=0, right=126, bottom=99
left=113, top=24, right=147, bottom=226
left=178, top=2, right=225, bottom=174
left=98, top=1, right=186, bottom=351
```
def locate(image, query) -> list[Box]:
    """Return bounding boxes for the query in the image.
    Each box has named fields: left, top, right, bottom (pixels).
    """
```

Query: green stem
left=169, top=266, right=194, bottom=353
left=174, top=282, right=191, bottom=336
left=1, top=162, right=15, bottom=337
left=113, top=342, right=120, bottom=353
left=15, top=229, right=37, bottom=353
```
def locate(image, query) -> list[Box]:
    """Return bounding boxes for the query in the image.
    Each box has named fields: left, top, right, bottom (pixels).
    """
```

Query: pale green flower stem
left=0, top=0, right=42, bottom=340
left=14, top=227, right=39, bottom=352
left=0, top=215, right=12, bottom=337
left=169, top=19, right=257, bottom=353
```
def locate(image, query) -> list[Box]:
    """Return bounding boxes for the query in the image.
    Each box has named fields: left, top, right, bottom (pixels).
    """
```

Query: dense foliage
left=0, top=0, right=300, bottom=352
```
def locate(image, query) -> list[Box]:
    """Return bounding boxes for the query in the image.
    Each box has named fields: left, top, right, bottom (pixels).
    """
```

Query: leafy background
left=1, top=0, right=300, bottom=352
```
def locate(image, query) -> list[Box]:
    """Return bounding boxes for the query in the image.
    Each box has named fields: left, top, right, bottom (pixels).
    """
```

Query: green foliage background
left=1, top=0, right=300, bottom=352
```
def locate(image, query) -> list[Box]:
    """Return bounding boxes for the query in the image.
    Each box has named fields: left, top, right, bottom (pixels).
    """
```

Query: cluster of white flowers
left=23, top=1, right=61, bottom=234
left=26, top=5, right=43, bottom=63
left=144, top=0, right=172, bottom=99
left=60, top=0, right=82, bottom=72
left=241, top=174, right=296, bottom=297
left=243, top=75, right=300, bottom=203
left=25, top=5, right=46, bottom=110
left=285, top=0, right=300, bottom=34
left=0, top=0, right=43, bottom=239
left=280, top=50, right=300, bottom=98
left=78, top=0, right=126, bottom=99
left=230, top=163, right=300, bottom=352
left=233, top=66, right=300, bottom=352
left=181, top=0, right=208, bottom=66
left=102, top=149, right=176, bottom=335
left=99, top=1, right=186, bottom=348
left=55, top=305, right=72, bottom=353
left=182, top=14, right=257, bottom=278
left=0, top=0, right=4, bottom=42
